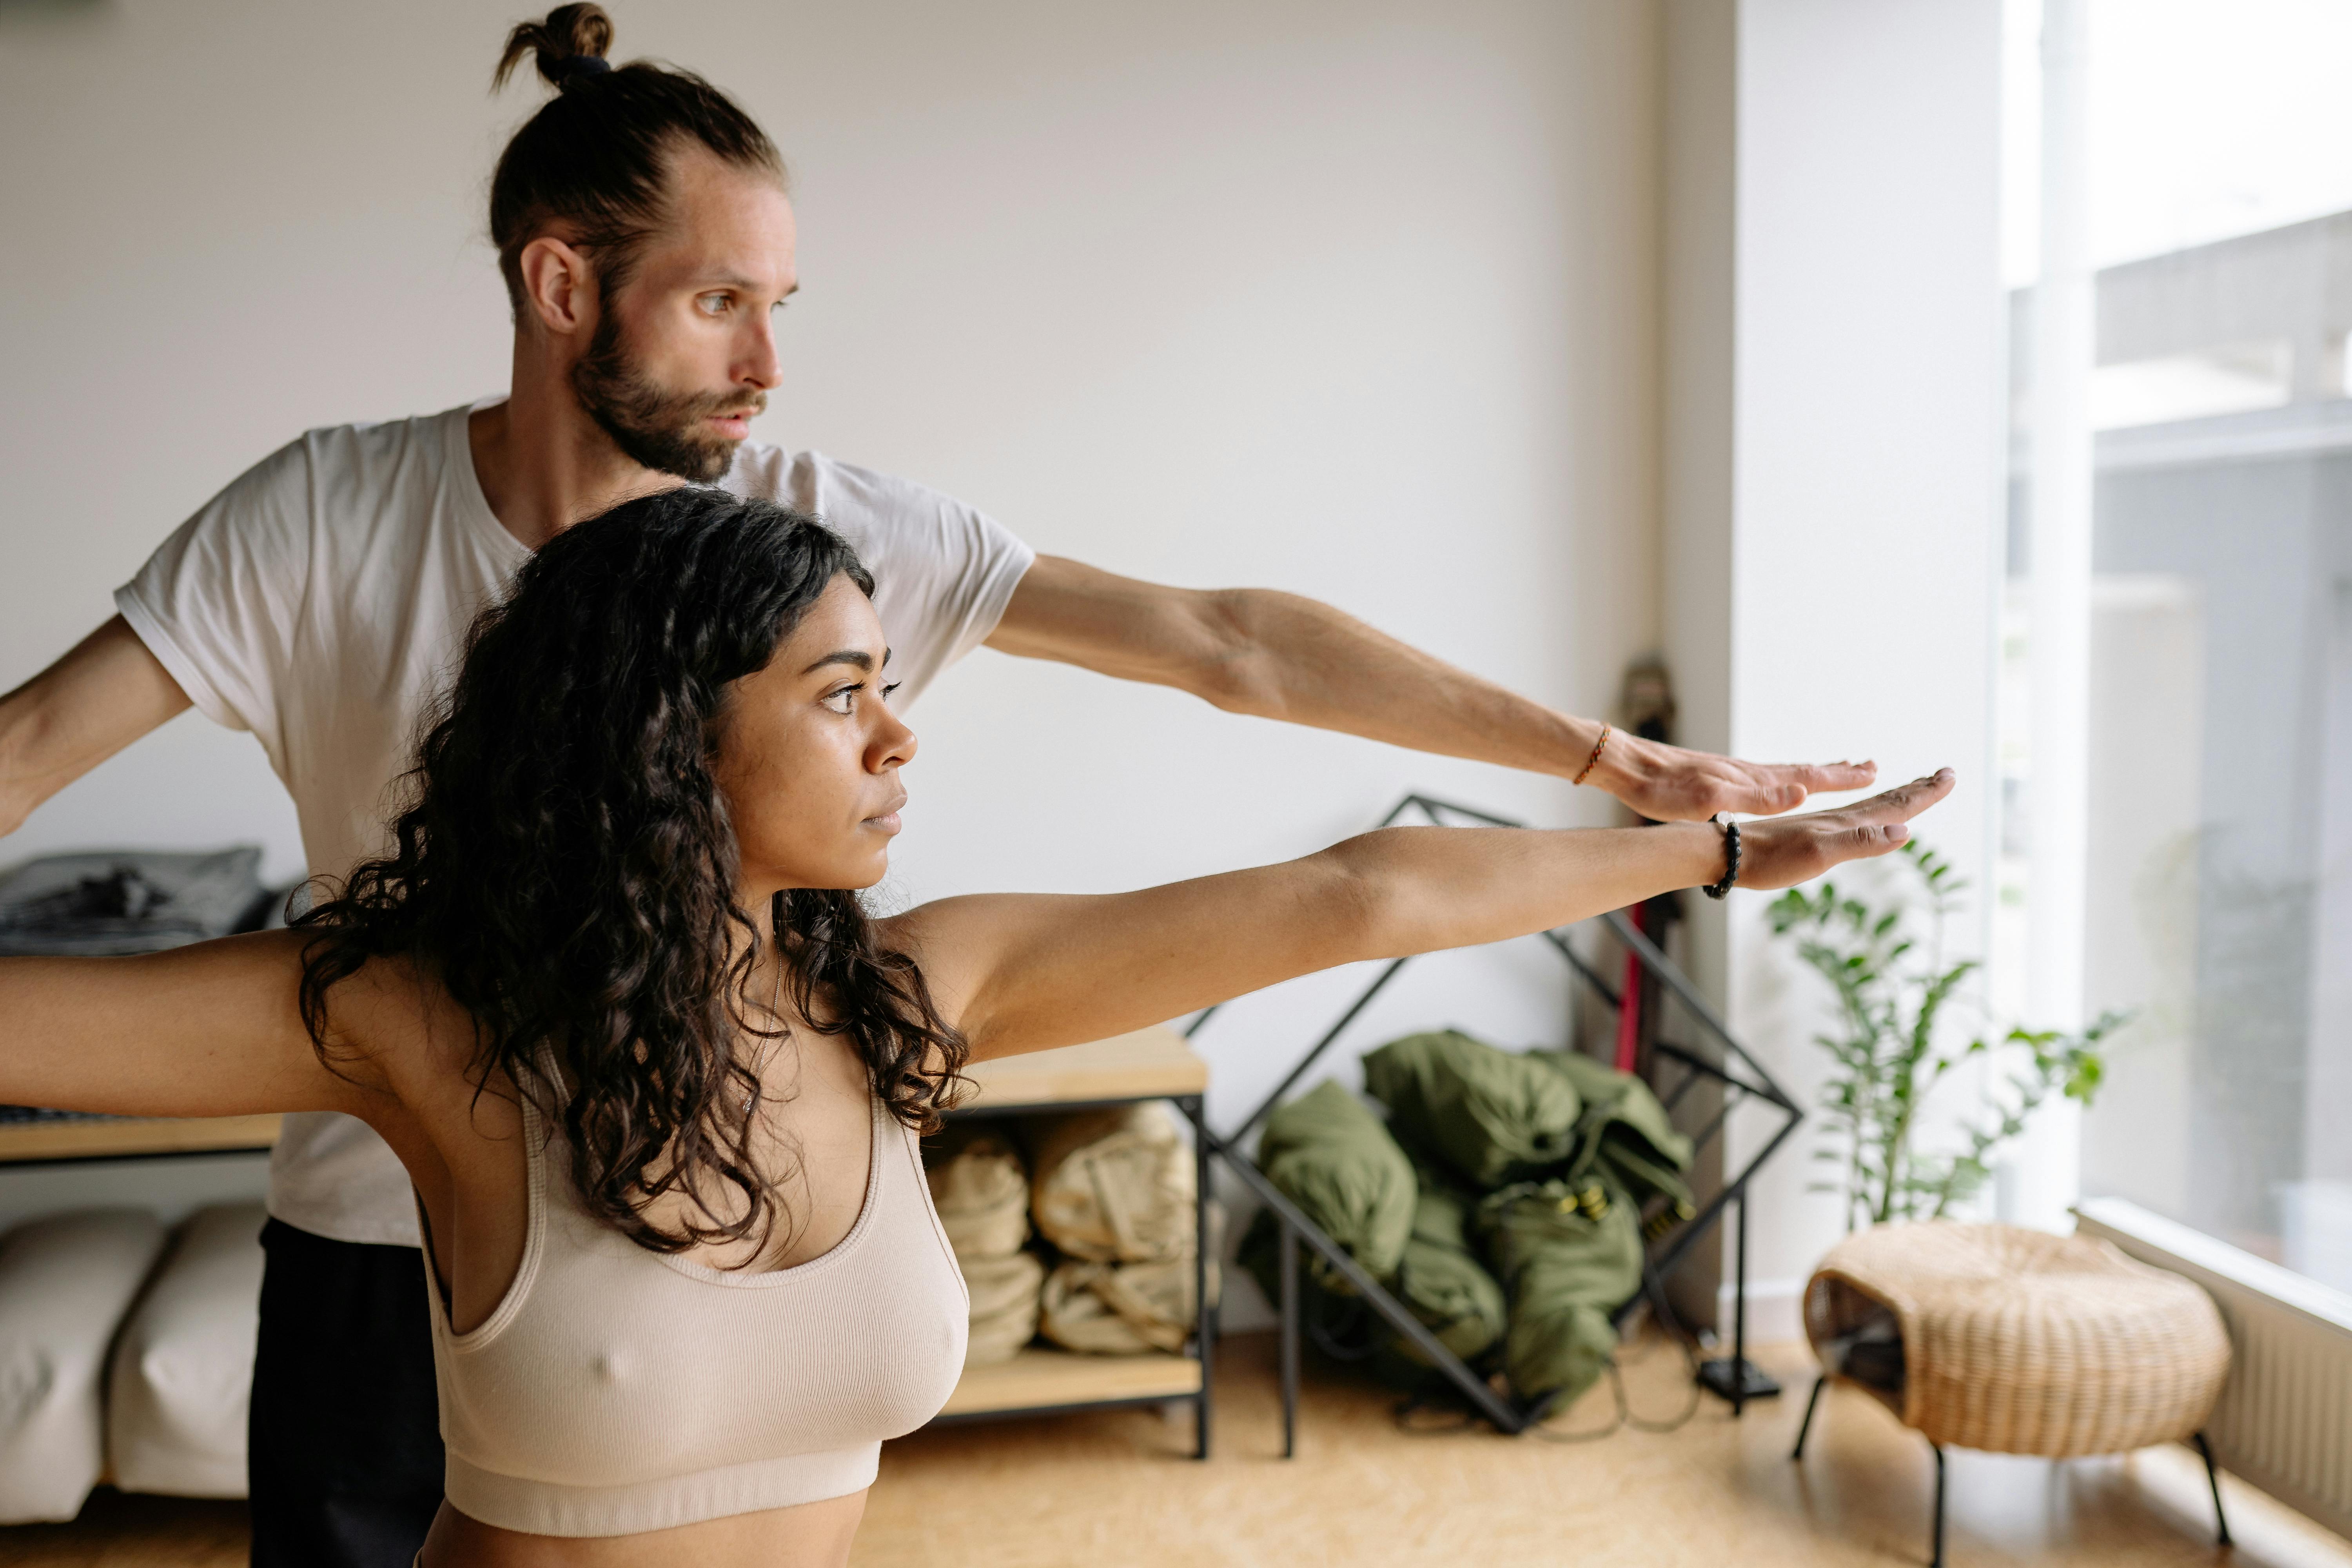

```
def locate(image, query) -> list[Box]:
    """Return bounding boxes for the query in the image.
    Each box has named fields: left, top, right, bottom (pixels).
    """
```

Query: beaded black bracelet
left=1702, top=815, right=1741, bottom=900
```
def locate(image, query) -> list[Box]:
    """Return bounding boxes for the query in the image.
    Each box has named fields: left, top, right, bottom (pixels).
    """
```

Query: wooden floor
left=6, top=1333, right=2349, bottom=1567
left=0, top=1488, right=248, bottom=1567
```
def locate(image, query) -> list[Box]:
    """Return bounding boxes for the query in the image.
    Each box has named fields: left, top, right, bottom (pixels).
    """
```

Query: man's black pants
left=249, top=1219, right=444, bottom=1568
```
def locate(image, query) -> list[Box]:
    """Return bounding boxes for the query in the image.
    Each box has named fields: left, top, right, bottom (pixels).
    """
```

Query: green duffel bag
left=1478, top=1177, right=1645, bottom=1415
left=1363, top=1030, right=1583, bottom=1189
left=1253, top=1078, right=1417, bottom=1286
left=1528, top=1049, right=1698, bottom=1222
left=1368, top=1174, right=1510, bottom=1390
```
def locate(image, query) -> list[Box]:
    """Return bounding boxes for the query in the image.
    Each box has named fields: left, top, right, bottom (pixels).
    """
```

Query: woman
left=2, top=488, right=1949, bottom=1567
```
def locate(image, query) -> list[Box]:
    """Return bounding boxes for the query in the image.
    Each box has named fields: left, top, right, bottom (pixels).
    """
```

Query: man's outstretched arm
left=0, top=617, right=192, bottom=838
left=986, top=556, right=1874, bottom=820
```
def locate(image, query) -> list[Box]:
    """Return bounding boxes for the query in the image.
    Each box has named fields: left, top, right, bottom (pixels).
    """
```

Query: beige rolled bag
left=923, top=1125, right=1043, bottom=1366
left=1025, top=1106, right=1218, bottom=1354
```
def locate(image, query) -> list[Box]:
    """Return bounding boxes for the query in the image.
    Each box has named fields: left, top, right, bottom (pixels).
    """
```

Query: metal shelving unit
left=926, top=1027, right=1218, bottom=1457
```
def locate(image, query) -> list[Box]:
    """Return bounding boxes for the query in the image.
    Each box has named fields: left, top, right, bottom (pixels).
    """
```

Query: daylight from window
left=2000, top=0, right=2352, bottom=1289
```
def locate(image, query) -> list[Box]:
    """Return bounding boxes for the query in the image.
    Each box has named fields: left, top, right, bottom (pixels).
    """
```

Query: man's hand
left=1588, top=730, right=1878, bottom=822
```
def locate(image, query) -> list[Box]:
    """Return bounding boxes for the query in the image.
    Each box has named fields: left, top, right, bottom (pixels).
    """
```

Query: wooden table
left=930, top=1025, right=1216, bottom=1451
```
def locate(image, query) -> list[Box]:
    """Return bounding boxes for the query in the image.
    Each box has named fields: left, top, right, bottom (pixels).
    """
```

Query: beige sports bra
left=417, top=1080, right=969, bottom=1537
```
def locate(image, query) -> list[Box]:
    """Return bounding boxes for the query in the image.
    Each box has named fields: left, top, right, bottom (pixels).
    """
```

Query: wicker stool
left=1791, top=1221, right=2232, bottom=1566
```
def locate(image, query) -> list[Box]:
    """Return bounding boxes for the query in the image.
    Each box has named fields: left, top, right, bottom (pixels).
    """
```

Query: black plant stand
left=1191, top=793, right=1806, bottom=1446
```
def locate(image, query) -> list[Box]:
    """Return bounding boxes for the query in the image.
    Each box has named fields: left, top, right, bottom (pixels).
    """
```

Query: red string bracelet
left=1572, top=721, right=1611, bottom=786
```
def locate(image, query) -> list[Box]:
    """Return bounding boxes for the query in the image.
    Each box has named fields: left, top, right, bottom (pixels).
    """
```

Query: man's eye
left=697, top=294, right=730, bottom=316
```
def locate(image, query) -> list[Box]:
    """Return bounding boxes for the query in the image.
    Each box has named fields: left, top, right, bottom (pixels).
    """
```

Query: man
left=0, top=15, right=1868, bottom=1567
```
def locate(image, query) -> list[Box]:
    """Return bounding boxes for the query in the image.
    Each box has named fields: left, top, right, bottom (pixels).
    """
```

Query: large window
left=2000, top=0, right=2352, bottom=1286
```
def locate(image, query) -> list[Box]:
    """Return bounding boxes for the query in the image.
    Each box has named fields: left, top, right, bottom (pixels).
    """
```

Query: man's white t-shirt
left=116, top=399, right=1034, bottom=1248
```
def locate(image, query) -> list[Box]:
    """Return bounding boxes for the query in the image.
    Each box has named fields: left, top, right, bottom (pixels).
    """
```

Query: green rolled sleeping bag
left=1368, top=1171, right=1510, bottom=1390
left=1362, top=1030, right=1583, bottom=1189
left=1478, top=1177, right=1646, bottom=1414
left=1395, top=1177, right=1509, bottom=1361
left=1246, top=1078, right=1417, bottom=1290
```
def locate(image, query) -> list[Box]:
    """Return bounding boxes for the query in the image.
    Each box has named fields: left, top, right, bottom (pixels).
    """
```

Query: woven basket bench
left=1791, top=1221, right=2232, bottom=1566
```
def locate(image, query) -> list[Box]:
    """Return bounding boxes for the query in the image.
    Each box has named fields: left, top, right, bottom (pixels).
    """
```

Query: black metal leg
left=1930, top=1443, right=1947, bottom=1568
left=2193, top=1431, right=2232, bottom=1546
left=1732, top=1193, right=1749, bottom=1417
left=1792, top=1374, right=1826, bottom=1461
left=1696, top=1188, right=1779, bottom=1408
left=1187, top=1095, right=1214, bottom=1461
left=1278, top=1218, right=1299, bottom=1459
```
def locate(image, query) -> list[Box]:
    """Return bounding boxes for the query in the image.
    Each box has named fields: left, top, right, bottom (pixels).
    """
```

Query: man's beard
left=569, top=311, right=763, bottom=484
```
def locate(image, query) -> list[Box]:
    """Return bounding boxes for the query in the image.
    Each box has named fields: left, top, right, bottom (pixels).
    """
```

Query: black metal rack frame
left=1187, top=793, right=1804, bottom=1447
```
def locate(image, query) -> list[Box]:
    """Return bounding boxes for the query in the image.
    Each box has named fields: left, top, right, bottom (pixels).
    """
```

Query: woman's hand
left=1728, top=768, right=1956, bottom=891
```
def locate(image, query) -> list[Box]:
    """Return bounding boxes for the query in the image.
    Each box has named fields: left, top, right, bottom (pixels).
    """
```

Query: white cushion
left=106, top=1202, right=266, bottom=1498
left=0, top=1208, right=167, bottom=1522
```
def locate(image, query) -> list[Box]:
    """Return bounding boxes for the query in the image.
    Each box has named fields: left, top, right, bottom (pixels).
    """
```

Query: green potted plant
left=1765, top=844, right=2120, bottom=1230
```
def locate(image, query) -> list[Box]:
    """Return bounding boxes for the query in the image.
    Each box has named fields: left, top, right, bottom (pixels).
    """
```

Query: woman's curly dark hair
left=295, top=486, right=967, bottom=1256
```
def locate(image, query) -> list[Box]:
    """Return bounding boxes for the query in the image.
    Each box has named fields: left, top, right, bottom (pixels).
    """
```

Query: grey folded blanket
left=0, top=847, right=269, bottom=956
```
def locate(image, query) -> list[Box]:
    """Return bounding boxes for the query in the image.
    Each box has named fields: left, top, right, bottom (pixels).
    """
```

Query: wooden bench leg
left=1929, top=1442, right=1947, bottom=1568
left=2193, top=1431, right=2232, bottom=1546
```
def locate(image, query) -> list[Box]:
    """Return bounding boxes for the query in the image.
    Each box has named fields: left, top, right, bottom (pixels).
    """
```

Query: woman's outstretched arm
left=888, top=771, right=1955, bottom=1061
left=0, top=929, right=384, bottom=1120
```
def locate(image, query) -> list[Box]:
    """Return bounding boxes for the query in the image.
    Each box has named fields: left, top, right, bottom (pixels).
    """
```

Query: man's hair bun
left=494, top=4, right=616, bottom=92
left=483, top=4, right=781, bottom=317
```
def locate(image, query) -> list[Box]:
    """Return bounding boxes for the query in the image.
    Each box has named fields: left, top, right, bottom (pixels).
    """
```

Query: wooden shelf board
left=937, top=1346, right=1201, bottom=1416
left=0, top=1113, right=282, bottom=1165
left=955, top=1025, right=1206, bottom=1111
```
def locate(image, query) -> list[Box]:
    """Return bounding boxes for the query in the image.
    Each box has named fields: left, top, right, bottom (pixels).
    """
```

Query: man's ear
left=517, top=235, right=597, bottom=338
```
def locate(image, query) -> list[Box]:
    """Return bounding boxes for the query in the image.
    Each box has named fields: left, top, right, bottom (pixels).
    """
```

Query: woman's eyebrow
left=799, top=647, right=891, bottom=675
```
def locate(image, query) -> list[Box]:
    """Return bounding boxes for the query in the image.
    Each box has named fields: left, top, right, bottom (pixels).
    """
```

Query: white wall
left=0, top=4, right=1663, bottom=1246
left=1659, top=0, right=1739, bottom=1328
left=1665, top=0, right=2006, bottom=1339
left=2080, top=577, right=2203, bottom=1223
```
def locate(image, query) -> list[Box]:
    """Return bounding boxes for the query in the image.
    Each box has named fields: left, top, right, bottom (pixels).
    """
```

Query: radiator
left=2076, top=1196, right=2352, bottom=1539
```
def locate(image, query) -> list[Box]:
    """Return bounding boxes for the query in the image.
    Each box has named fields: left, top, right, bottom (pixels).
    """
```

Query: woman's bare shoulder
left=289, top=938, right=481, bottom=1095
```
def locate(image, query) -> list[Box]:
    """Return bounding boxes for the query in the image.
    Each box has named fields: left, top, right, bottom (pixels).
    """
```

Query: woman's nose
left=873, top=711, right=917, bottom=771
